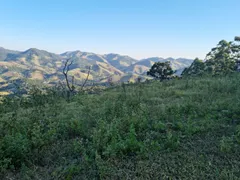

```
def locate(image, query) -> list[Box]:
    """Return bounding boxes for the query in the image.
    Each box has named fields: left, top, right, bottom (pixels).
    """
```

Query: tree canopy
left=182, top=38, right=240, bottom=76
left=235, top=36, right=240, bottom=41
left=147, top=61, right=174, bottom=81
left=181, top=58, right=205, bottom=76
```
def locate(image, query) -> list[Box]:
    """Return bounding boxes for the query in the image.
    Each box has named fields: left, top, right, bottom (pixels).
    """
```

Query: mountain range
left=0, top=47, right=193, bottom=94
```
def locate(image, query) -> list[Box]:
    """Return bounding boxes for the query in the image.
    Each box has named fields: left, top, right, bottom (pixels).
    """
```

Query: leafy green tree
left=183, top=39, right=240, bottom=77
left=235, top=36, right=240, bottom=41
left=206, top=40, right=240, bottom=61
left=147, top=61, right=174, bottom=81
left=181, top=58, right=205, bottom=76
left=205, top=40, right=240, bottom=75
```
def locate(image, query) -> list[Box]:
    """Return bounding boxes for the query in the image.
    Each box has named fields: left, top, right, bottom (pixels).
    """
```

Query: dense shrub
left=1, top=74, right=240, bottom=179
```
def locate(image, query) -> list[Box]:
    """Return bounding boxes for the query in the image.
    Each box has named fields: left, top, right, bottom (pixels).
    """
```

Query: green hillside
left=1, top=74, right=240, bottom=179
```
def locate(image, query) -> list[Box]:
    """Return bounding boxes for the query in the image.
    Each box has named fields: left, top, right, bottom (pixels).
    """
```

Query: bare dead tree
left=81, top=66, right=91, bottom=91
left=63, top=58, right=92, bottom=97
left=63, top=58, right=74, bottom=93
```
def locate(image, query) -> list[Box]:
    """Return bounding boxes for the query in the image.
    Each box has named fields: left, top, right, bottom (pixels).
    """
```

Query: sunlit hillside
left=0, top=47, right=193, bottom=94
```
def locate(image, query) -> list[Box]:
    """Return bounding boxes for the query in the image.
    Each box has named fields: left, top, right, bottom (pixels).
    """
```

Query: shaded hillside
left=0, top=47, right=20, bottom=61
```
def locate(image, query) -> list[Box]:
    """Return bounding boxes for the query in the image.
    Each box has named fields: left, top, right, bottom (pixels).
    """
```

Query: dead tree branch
left=63, top=58, right=74, bottom=92
left=63, top=59, right=91, bottom=95
left=81, top=66, right=91, bottom=91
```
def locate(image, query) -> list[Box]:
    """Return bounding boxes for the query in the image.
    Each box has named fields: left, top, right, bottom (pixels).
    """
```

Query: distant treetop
left=182, top=38, right=240, bottom=76
left=235, top=36, right=240, bottom=41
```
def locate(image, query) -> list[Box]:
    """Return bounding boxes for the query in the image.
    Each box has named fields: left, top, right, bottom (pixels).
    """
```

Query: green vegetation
left=1, top=73, right=240, bottom=179
left=182, top=39, right=240, bottom=76
left=235, top=36, right=240, bottom=41
left=182, top=58, right=205, bottom=76
left=147, top=61, right=174, bottom=81
left=1, top=37, right=240, bottom=179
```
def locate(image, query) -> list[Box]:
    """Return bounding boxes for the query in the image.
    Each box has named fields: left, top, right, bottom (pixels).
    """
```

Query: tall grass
left=1, top=74, right=240, bottom=179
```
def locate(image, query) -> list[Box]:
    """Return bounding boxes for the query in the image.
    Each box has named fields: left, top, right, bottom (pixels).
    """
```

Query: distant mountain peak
left=105, top=53, right=123, bottom=56
left=22, top=48, right=43, bottom=55
left=21, top=48, right=60, bottom=59
left=62, top=50, right=82, bottom=54
left=61, top=50, right=84, bottom=57
left=29, top=48, right=39, bottom=51
left=104, top=53, right=133, bottom=59
left=166, top=57, right=175, bottom=61
left=140, top=57, right=165, bottom=62
left=25, top=48, right=39, bottom=52
left=176, top=58, right=193, bottom=61
left=0, top=46, right=193, bottom=92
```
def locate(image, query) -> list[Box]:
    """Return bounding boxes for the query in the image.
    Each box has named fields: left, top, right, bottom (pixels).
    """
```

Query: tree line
left=147, top=36, right=240, bottom=80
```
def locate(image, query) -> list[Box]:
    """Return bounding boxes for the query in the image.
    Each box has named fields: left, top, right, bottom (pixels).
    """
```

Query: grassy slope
left=1, top=74, right=240, bottom=179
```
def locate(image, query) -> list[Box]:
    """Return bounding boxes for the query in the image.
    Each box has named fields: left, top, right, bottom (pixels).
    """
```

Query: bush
left=1, top=74, right=240, bottom=179
left=0, top=133, right=31, bottom=169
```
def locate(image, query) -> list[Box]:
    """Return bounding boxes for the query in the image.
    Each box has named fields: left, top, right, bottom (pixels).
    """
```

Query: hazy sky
left=0, top=0, right=239, bottom=59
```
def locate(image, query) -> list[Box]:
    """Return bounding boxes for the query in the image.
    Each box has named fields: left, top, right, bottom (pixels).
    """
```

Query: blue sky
left=0, top=0, right=239, bottom=59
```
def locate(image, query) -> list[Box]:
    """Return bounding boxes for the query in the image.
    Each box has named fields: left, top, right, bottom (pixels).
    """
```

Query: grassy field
left=1, top=74, right=240, bottom=179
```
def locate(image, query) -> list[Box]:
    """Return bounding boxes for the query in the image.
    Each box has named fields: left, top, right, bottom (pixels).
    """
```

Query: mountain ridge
left=0, top=47, right=193, bottom=93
